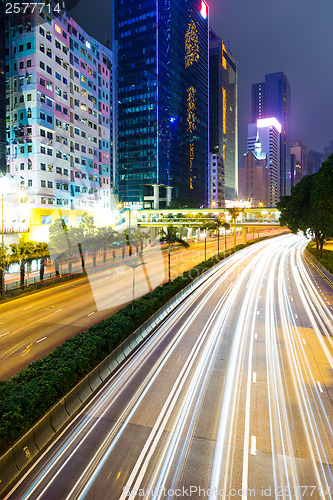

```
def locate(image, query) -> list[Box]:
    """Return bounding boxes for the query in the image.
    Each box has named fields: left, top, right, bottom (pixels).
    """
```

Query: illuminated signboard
left=257, top=117, right=281, bottom=133
left=185, top=21, right=199, bottom=68
left=200, top=0, right=208, bottom=19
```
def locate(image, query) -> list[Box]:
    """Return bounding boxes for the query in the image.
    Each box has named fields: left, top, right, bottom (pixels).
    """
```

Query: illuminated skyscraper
left=209, top=28, right=238, bottom=201
left=252, top=72, right=291, bottom=197
left=116, top=0, right=209, bottom=208
left=247, top=118, right=281, bottom=207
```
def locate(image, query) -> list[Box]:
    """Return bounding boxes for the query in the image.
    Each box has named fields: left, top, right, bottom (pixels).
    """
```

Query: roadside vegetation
left=277, top=155, right=333, bottom=257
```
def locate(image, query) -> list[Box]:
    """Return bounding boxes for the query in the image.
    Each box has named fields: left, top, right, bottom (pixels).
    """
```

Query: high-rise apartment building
left=252, top=72, right=291, bottom=197
left=323, top=140, right=333, bottom=161
left=0, top=0, right=5, bottom=174
left=246, top=118, right=281, bottom=207
left=239, top=148, right=268, bottom=207
left=307, top=150, right=323, bottom=176
left=290, top=140, right=307, bottom=186
left=5, top=3, right=113, bottom=236
left=208, top=153, right=225, bottom=208
left=116, top=0, right=209, bottom=209
left=209, top=28, right=238, bottom=201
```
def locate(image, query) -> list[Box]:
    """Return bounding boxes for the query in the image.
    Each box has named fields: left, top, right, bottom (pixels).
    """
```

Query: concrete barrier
left=77, top=376, right=93, bottom=404
left=88, top=371, right=102, bottom=392
left=114, top=345, right=126, bottom=364
left=34, top=413, right=54, bottom=451
left=12, top=428, right=39, bottom=472
left=64, top=387, right=82, bottom=416
left=50, top=400, right=69, bottom=433
left=0, top=449, right=18, bottom=494
left=98, top=359, right=111, bottom=381
left=122, top=338, right=132, bottom=357
left=106, top=352, right=118, bottom=373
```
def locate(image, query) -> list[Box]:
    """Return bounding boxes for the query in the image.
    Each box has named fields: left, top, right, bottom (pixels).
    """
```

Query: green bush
left=0, top=232, right=280, bottom=455
left=307, top=242, right=333, bottom=274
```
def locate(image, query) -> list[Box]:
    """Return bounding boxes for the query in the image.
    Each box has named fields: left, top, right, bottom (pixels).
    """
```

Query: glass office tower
left=116, top=0, right=209, bottom=208
left=209, top=28, right=238, bottom=201
left=252, top=72, right=291, bottom=198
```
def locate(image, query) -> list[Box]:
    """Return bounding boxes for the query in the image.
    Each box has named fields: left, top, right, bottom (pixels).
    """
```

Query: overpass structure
left=124, top=207, right=284, bottom=245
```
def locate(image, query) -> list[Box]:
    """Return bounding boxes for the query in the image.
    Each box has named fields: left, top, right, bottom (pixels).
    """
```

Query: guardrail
left=0, top=242, right=238, bottom=495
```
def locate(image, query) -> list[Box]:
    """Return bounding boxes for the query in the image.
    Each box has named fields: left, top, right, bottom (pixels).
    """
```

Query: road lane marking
left=317, top=382, right=323, bottom=393
left=55, top=309, right=63, bottom=313
left=256, top=310, right=259, bottom=315
left=295, top=314, right=298, bottom=318
left=36, top=337, right=47, bottom=344
left=302, top=339, right=306, bottom=345
left=22, top=343, right=33, bottom=356
left=24, top=306, right=32, bottom=310
left=254, top=333, right=258, bottom=340
left=88, top=312, right=95, bottom=316
left=65, top=291, right=73, bottom=294
left=0, top=331, right=10, bottom=338
left=251, top=436, right=256, bottom=455
left=252, top=372, right=257, bottom=384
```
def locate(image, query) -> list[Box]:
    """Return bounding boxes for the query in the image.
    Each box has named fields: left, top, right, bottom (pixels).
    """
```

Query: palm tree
left=10, top=238, right=36, bottom=287
left=201, top=221, right=215, bottom=261
left=228, top=207, right=243, bottom=247
left=35, top=242, right=49, bottom=281
left=160, top=225, right=189, bottom=282
left=0, top=245, right=11, bottom=298
left=222, top=222, right=230, bottom=252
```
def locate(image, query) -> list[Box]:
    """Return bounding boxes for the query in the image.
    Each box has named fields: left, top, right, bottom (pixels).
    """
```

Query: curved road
left=4, top=234, right=333, bottom=499
left=0, top=229, right=280, bottom=380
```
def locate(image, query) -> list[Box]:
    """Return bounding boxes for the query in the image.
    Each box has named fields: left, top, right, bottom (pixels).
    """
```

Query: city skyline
left=70, top=0, right=333, bottom=157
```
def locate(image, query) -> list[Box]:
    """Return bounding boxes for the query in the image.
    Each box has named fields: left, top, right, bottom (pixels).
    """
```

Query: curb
left=304, top=248, right=333, bottom=286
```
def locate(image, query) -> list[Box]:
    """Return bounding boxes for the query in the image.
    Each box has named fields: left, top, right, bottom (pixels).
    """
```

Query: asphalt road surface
left=4, top=233, right=333, bottom=499
left=0, top=229, right=281, bottom=380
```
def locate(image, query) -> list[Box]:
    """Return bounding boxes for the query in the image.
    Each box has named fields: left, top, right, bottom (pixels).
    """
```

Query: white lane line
left=24, top=306, right=32, bottom=310
left=0, top=331, right=10, bottom=338
left=36, top=337, right=47, bottom=344
left=251, top=436, right=256, bottom=455
left=65, top=290, right=73, bottom=294
left=290, top=297, right=293, bottom=301
left=88, top=312, right=95, bottom=316
left=252, top=372, right=257, bottom=384
left=55, top=309, right=63, bottom=313
left=302, top=338, right=306, bottom=345
left=120, top=295, right=126, bottom=299
left=317, top=381, right=324, bottom=394
left=295, top=314, right=298, bottom=318
left=256, top=310, right=260, bottom=315
left=254, top=333, right=258, bottom=340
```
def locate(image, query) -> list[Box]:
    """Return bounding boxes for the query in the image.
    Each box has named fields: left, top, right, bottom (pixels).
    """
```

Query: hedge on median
left=0, top=235, right=274, bottom=455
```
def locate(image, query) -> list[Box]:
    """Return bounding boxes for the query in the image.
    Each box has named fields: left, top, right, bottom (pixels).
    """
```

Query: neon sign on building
left=187, top=86, right=197, bottom=189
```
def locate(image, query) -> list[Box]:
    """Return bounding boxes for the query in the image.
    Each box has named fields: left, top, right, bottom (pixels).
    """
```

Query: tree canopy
left=277, top=155, right=333, bottom=256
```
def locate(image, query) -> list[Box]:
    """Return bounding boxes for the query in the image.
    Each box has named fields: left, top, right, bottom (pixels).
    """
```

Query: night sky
left=69, top=0, right=333, bottom=157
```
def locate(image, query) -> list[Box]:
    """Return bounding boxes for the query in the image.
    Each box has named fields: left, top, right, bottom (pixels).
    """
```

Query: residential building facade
left=0, top=0, right=5, bottom=174
left=116, top=0, right=209, bottom=208
left=239, top=148, right=268, bottom=207
left=209, top=28, right=238, bottom=201
left=290, top=139, right=307, bottom=186
left=208, top=153, right=225, bottom=208
left=5, top=3, right=113, bottom=236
